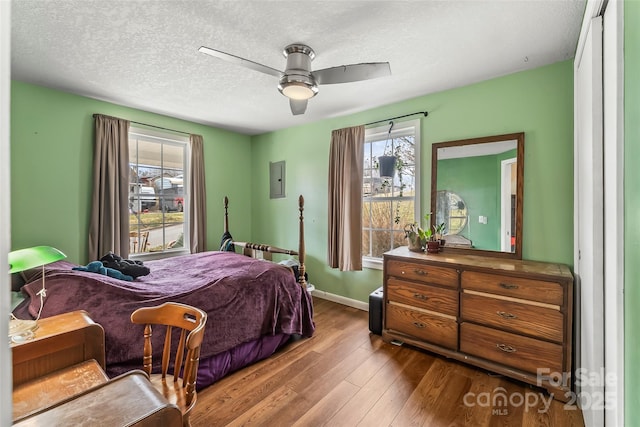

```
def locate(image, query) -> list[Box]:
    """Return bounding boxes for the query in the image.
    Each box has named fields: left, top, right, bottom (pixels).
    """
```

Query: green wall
left=625, top=0, right=640, bottom=421
left=10, top=81, right=253, bottom=264
left=437, top=155, right=500, bottom=251
left=251, top=60, right=574, bottom=303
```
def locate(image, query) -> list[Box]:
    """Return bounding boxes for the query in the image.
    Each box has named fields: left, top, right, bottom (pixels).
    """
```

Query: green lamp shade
left=8, top=246, right=67, bottom=274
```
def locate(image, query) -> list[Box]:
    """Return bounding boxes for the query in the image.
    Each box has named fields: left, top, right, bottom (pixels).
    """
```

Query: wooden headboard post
left=223, top=196, right=230, bottom=234
left=297, top=195, right=307, bottom=289
left=223, top=195, right=307, bottom=289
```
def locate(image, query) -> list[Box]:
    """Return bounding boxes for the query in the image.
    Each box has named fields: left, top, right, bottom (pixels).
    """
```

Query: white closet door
left=574, top=15, right=604, bottom=427
left=0, top=1, right=11, bottom=425
left=602, top=1, right=625, bottom=425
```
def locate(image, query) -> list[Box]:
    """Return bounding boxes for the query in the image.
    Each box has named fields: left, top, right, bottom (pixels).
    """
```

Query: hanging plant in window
left=378, top=121, right=397, bottom=179
left=378, top=155, right=396, bottom=179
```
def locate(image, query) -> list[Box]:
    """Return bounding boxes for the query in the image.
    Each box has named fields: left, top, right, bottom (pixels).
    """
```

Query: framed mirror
left=431, top=132, right=524, bottom=259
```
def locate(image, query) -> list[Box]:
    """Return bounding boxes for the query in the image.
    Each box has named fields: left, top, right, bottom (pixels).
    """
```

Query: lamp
left=8, top=245, right=66, bottom=342
left=278, top=74, right=318, bottom=100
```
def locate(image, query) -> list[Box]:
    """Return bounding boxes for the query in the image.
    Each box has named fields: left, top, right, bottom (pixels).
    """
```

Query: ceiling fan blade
left=290, top=99, right=308, bottom=115
left=198, top=46, right=283, bottom=78
left=313, top=62, right=391, bottom=85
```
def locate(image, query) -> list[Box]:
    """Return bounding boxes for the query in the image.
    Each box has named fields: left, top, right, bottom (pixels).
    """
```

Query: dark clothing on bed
left=100, top=252, right=150, bottom=278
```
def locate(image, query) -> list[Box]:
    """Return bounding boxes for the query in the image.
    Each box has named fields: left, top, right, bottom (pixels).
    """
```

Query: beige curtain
left=188, top=134, right=207, bottom=253
left=89, top=114, right=130, bottom=260
left=328, top=125, right=364, bottom=271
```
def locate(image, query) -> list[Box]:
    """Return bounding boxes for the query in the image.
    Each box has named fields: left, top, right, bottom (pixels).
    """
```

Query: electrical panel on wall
left=269, top=161, right=286, bottom=199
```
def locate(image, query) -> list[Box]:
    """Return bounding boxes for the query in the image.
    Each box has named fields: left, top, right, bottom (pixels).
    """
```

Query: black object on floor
left=369, top=286, right=383, bottom=335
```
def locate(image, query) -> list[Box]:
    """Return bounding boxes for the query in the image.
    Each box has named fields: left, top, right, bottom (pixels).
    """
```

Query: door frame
left=601, top=1, right=625, bottom=426
left=500, top=157, right=516, bottom=252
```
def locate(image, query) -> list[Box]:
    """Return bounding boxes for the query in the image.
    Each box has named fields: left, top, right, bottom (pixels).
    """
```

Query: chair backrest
left=130, top=230, right=150, bottom=254
left=138, top=231, right=149, bottom=253
left=130, top=302, right=207, bottom=407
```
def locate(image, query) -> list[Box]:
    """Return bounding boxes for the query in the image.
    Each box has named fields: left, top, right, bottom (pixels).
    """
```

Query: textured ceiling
left=11, top=0, right=585, bottom=135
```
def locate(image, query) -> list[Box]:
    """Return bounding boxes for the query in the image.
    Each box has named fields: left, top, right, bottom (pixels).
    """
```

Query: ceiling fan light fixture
left=280, top=82, right=316, bottom=100
left=199, top=42, right=391, bottom=115
left=278, top=75, right=318, bottom=100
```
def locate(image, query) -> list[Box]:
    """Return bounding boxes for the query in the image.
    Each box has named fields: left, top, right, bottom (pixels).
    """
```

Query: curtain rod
left=365, top=111, right=429, bottom=126
left=92, top=114, right=191, bottom=136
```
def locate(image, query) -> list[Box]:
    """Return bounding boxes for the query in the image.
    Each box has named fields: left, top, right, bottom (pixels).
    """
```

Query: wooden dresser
left=382, top=246, right=573, bottom=400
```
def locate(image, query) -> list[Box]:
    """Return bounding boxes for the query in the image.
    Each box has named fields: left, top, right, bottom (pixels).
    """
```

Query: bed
left=11, top=195, right=314, bottom=390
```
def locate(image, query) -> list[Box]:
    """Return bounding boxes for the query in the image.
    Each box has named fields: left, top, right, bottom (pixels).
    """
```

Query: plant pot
left=426, top=240, right=440, bottom=254
left=406, top=232, right=423, bottom=252
left=439, top=239, right=446, bottom=251
left=378, top=156, right=397, bottom=179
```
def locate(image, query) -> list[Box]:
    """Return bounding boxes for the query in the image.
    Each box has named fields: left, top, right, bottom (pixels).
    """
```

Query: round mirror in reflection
left=435, top=190, right=468, bottom=235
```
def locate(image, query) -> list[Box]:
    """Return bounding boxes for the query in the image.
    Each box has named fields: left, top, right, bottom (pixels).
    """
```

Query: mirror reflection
left=435, top=190, right=469, bottom=245
left=431, top=133, right=524, bottom=259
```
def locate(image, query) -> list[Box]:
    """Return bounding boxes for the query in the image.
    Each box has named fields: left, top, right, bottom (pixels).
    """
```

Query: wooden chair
left=131, top=302, right=207, bottom=427
left=130, top=230, right=150, bottom=253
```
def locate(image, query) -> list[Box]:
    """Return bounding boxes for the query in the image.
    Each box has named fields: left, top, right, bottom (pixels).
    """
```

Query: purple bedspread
left=13, top=251, right=315, bottom=375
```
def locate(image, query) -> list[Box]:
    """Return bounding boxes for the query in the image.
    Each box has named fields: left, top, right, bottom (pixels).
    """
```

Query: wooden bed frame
left=223, top=195, right=307, bottom=289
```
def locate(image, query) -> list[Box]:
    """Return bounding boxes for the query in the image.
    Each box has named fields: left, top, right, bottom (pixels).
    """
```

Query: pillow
left=19, top=260, right=77, bottom=284
left=19, top=267, right=43, bottom=285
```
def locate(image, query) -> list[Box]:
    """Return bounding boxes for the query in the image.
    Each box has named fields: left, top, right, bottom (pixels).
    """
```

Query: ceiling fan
left=198, top=43, right=391, bottom=115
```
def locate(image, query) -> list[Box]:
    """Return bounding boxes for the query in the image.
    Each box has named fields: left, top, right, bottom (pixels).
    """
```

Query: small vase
left=426, top=240, right=440, bottom=254
left=407, top=232, right=423, bottom=252
left=439, top=239, right=446, bottom=252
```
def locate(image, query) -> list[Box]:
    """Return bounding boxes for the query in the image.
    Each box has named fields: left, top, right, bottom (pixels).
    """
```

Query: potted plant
left=405, top=213, right=438, bottom=253
left=378, top=122, right=397, bottom=179
left=434, top=222, right=446, bottom=250
left=378, top=155, right=397, bottom=179
left=424, top=228, right=440, bottom=254
left=415, top=212, right=437, bottom=253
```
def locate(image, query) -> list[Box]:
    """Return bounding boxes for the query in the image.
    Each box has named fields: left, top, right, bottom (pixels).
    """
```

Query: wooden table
left=11, top=310, right=181, bottom=426
left=12, top=310, right=108, bottom=421
left=12, top=310, right=106, bottom=386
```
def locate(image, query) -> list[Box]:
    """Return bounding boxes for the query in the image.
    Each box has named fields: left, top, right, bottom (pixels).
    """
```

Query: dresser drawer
left=461, top=292, right=563, bottom=342
left=460, top=322, right=563, bottom=374
left=461, top=271, right=563, bottom=306
left=386, top=304, right=457, bottom=350
left=386, top=260, right=458, bottom=288
left=387, top=277, right=458, bottom=316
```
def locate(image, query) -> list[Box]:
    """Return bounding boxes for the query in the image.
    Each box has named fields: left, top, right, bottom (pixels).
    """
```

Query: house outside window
left=362, top=119, right=420, bottom=268
left=128, top=128, right=189, bottom=255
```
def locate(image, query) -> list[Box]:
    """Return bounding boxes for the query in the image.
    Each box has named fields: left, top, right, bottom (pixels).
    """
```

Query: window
left=362, top=119, right=420, bottom=267
left=128, top=128, right=189, bottom=255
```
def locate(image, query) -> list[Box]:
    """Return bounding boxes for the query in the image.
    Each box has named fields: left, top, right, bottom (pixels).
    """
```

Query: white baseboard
left=310, top=289, right=369, bottom=312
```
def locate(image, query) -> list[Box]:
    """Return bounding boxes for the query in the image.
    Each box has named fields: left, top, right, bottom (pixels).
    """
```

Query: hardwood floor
left=191, top=297, right=584, bottom=427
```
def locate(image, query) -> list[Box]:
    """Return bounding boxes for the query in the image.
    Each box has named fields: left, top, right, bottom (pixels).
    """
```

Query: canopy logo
left=463, top=387, right=553, bottom=414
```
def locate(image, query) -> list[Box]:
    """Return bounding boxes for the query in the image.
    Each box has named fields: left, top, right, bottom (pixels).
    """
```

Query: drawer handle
left=496, top=311, right=517, bottom=320
left=499, top=283, right=519, bottom=290
left=413, top=322, right=426, bottom=329
left=413, top=293, right=430, bottom=301
left=414, top=269, right=428, bottom=276
left=496, top=343, right=517, bottom=353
